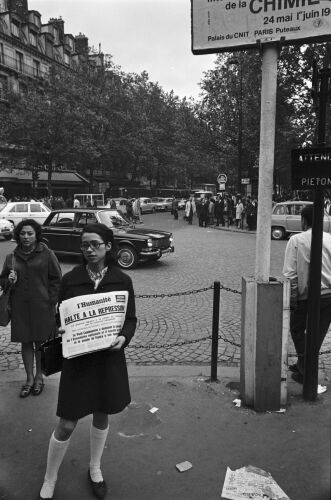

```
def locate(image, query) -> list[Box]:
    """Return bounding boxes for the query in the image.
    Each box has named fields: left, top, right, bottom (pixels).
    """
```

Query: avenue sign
left=291, top=146, right=331, bottom=189
left=191, top=0, right=331, bottom=54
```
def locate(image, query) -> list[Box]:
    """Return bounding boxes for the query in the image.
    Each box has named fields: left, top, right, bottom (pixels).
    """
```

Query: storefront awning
left=0, top=169, right=89, bottom=185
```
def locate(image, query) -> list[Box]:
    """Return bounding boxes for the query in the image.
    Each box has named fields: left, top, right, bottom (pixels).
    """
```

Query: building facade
left=0, top=0, right=103, bottom=197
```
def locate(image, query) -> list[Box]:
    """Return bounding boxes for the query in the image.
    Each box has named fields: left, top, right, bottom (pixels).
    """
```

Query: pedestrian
left=86, top=198, right=92, bottom=208
left=38, top=223, right=137, bottom=500
left=172, top=197, right=178, bottom=220
left=93, top=198, right=98, bottom=208
left=214, top=196, right=224, bottom=227
left=73, top=196, right=80, bottom=208
left=132, top=198, right=142, bottom=223
left=208, top=197, right=215, bottom=225
left=282, top=204, right=331, bottom=383
left=246, top=198, right=258, bottom=230
left=235, top=199, right=244, bottom=229
left=199, top=198, right=209, bottom=227
left=0, top=219, right=62, bottom=398
left=185, top=197, right=195, bottom=225
left=126, top=198, right=133, bottom=221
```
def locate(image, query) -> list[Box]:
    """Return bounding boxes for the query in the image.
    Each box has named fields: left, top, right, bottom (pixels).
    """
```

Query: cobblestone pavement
left=0, top=212, right=330, bottom=375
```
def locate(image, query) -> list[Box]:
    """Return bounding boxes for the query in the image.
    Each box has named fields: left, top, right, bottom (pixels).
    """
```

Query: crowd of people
left=181, top=194, right=258, bottom=231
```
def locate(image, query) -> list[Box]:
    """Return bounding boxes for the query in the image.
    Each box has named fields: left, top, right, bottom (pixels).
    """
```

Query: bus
left=74, top=193, right=104, bottom=207
left=192, top=183, right=217, bottom=195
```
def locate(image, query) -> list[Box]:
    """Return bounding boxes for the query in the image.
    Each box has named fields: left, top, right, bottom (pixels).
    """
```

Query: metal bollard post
left=210, top=281, right=220, bottom=382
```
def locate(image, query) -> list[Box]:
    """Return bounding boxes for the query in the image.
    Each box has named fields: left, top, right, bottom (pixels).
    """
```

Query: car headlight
left=147, top=238, right=153, bottom=248
left=169, top=236, right=173, bottom=243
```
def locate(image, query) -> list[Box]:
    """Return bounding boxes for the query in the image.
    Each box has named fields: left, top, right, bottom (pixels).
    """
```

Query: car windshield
left=98, top=211, right=131, bottom=228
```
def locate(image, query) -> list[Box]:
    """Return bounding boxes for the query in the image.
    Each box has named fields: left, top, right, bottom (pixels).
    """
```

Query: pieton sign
left=291, top=146, right=331, bottom=189
left=191, top=0, right=331, bottom=54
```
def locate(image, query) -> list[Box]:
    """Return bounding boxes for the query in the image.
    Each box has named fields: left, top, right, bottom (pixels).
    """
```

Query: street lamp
left=228, top=58, right=243, bottom=195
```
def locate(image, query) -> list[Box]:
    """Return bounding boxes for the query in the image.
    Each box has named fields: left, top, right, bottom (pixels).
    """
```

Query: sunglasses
left=80, top=241, right=106, bottom=251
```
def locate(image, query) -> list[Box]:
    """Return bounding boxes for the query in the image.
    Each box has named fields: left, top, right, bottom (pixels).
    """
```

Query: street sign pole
left=255, top=44, right=278, bottom=282
left=303, top=65, right=330, bottom=401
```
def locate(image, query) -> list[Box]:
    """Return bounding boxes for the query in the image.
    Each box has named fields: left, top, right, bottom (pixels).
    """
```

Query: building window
left=16, top=51, right=23, bottom=72
left=33, top=59, right=40, bottom=77
left=11, top=21, right=20, bottom=38
left=29, top=31, right=37, bottom=47
left=0, top=75, right=8, bottom=99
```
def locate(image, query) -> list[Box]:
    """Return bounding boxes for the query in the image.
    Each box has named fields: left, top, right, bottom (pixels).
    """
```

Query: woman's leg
left=90, top=413, right=109, bottom=483
left=34, top=341, right=44, bottom=383
left=21, top=342, right=34, bottom=386
left=40, top=419, right=77, bottom=499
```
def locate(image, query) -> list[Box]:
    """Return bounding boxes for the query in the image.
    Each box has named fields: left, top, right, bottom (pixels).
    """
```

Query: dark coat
left=56, top=264, right=137, bottom=420
left=0, top=243, right=62, bottom=342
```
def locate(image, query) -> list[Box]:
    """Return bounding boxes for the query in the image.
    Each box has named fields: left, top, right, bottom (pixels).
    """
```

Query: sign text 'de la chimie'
left=191, top=0, right=331, bottom=54
left=291, top=147, right=331, bottom=190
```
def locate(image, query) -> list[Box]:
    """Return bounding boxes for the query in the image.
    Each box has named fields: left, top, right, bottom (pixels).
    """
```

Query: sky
left=30, top=0, right=216, bottom=100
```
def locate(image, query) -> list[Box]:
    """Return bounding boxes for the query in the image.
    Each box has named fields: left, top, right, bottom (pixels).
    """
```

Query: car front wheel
left=271, top=227, right=285, bottom=240
left=117, top=246, right=138, bottom=269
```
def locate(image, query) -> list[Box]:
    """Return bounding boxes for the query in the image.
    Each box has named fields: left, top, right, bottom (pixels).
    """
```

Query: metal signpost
left=191, top=0, right=331, bottom=409
left=291, top=68, right=331, bottom=401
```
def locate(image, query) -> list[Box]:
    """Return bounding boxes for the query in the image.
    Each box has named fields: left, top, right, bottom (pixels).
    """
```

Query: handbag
left=0, top=254, right=16, bottom=327
left=39, top=329, right=63, bottom=376
left=0, top=285, right=12, bottom=326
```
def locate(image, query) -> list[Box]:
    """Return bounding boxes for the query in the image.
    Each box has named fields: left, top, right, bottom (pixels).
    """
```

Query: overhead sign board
left=291, top=146, right=331, bottom=189
left=191, top=0, right=331, bottom=54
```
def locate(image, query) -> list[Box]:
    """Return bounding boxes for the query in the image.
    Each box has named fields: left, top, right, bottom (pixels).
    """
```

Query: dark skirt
left=56, top=348, right=131, bottom=420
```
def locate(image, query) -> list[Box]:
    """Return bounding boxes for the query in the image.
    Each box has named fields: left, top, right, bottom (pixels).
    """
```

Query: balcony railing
left=0, top=52, right=48, bottom=79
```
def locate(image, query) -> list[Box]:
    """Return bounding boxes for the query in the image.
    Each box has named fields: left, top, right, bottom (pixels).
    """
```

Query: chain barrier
left=134, top=283, right=242, bottom=299
left=1, top=281, right=331, bottom=357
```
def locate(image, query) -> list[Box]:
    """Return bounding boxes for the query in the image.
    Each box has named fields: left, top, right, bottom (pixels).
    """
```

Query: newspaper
left=221, top=466, right=290, bottom=500
left=59, top=291, right=128, bottom=359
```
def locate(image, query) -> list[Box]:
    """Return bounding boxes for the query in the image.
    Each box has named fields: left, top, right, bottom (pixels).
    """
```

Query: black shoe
left=291, top=372, right=303, bottom=384
left=88, top=470, right=108, bottom=499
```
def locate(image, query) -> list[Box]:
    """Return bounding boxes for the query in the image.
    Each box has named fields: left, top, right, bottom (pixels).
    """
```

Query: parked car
left=0, top=218, right=14, bottom=240
left=271, top=201, right=331, bottom=240
left=154, top=198, right=173, bottom=211
left=41, top=208, right=174, bottom=269
left=0, top=201, right=51, bottom=227
left=139, top=197, right=157, bottom=214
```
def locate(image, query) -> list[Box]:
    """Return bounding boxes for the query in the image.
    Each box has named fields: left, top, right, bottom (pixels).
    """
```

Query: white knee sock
left=89, top=424, right=109, bottom=483
left=40, top=432, right=71, bottom=499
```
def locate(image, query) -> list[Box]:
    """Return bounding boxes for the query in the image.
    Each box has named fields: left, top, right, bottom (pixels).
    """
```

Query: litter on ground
left=176, top=461, right=193, bottom=472
left=221, top=465, right=290, bottom=500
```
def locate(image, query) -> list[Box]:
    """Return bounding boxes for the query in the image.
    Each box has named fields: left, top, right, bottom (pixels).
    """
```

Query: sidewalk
left=0, top=365, right=329, bottom=500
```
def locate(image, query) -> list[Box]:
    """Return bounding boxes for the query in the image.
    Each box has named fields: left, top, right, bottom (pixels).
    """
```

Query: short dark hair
left=301, top=204, right=313, bottom=227
left=81, top=223, right=118, bottom=266
left=14, top=219, right=42, bottom=244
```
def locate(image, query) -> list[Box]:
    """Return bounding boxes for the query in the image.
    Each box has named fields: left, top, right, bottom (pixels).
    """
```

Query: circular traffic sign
left=217, top=173, right=227, bottom=184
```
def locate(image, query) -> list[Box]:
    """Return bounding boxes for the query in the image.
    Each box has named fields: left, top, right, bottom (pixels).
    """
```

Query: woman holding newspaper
left=39, top=223, right=137, bottom=500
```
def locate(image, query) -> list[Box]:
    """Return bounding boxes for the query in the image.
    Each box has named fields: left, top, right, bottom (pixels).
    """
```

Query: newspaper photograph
left=59, top=291, right=128, bottom=359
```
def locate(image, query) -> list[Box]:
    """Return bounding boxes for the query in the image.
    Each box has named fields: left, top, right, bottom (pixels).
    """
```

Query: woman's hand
left=58, top=327, right=66, bottom=336
left=8, top=270, right=17, bottom=284
left=108, top=335, right=126, bottom=351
